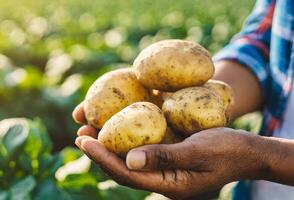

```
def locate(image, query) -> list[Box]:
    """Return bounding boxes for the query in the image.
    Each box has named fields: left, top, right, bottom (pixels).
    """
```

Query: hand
left=72, top=103, right=267, bottom=199
left=72, top=102, right=98, bottom=138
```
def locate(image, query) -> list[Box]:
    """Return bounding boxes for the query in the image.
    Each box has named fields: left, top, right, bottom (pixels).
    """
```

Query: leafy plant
left=0, top=0, right=255, bottom=150
left=231, top=112, right=262, bottom=134
left=0, top=118, right=151, bottom=200
left=0, top=1, right=258, bottom=199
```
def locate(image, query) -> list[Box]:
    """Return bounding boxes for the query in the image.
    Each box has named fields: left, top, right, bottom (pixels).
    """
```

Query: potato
left=98, top=102, right=167, bottom=154
left=150, top=90, right=173, bottom=108
left=150, top=90, right=164, bottom=108
left=160, top=127, right=184, bottom=144
left=162, top=87, right=227, bottom=136
left=133, top=39, right=214, bottom=91
left=84, top=68, right=151, bottom=129
left=203, top=80, right=234, bottom=111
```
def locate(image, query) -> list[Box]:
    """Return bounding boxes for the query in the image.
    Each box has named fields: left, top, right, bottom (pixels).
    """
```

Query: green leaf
left=100, top=185, right=150, bottom=200
left=0, top=139, right=8, bottom=166
left=60, top=173, right=102, bottom=200
left=39, top=154, right=63, bottom=179
left=33, top=179, right=70, bottom=200
left=23, top=118, right=52, bottom=160
left=17, top=154, right=34, bottom=174
left=63, top=191, right=102, bottom=200
left=9, top=176, right=36, bottom=200
left=59, top=147, right=83, bottom=164
left=0, top=190, right=9, bottom=200
left=60, top=173, right=97, bottom=189
left=89, top=164, right=109, bottom=182
left=231, top=112, right=262, bottom=134
left=0, top=119, right=29, bottom=159
left=19, top=67, right=44, bottom=90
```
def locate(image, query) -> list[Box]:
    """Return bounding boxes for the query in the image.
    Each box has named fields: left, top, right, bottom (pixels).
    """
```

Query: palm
left=73, top=105, right=232, bottom=199
left=80, top=137, right=217, bottom=200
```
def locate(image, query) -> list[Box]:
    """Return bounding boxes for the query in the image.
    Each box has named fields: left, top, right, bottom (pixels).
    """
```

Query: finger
left=75, top=136, right=166, bottom=191
left=76, top=136, right=136, bottom=184
left=75, top=136, right=90, bottom=151
left=72, top=102, right=87, bottom=124
left=77, top=125, right=98, bottom=138
left=126, top=142, right=193, bottom=171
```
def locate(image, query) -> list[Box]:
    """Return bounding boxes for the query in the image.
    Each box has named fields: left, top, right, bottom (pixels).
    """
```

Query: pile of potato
left=84, top=39, right=234, bottom=155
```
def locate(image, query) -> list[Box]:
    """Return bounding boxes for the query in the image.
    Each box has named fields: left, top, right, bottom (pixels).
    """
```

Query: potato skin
left=162, top=87, right=227, bottom=136
left=150, top=90, right=164, bottom=108
left=98, top=102, right=167, bottom=154
left=84, top=68, right=150, bottom=129
left=133, top=39, right=214, bottom=91
left=203, top=80, right=234, bottom=112
left=150, top=90, right=173, bottom=108
left=160, top=127, right=184, bottom=144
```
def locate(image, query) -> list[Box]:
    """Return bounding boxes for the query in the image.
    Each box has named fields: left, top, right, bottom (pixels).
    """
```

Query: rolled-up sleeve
left=213, top=0, right=275, bottom=98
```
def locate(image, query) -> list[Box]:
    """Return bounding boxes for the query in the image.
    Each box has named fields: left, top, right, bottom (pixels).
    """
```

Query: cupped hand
left=72, top=103, right=266, bottom=199
left=72, top=102, right=98, bottom=138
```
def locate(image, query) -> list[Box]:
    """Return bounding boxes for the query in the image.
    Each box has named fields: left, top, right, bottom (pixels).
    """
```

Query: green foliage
left=100, top=185, right=150, bottom=200
left=231, top=112, right=263, bottom=134
left=0, top=0, right=259, bottom=199
left=0, top=118, right=61, bottom=199
left=0, top=118, right=151, bottom=200
left=0, top=0, right=255, bottom=150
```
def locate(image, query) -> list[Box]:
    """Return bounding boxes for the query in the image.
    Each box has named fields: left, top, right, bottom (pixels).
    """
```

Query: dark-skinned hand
left=72, top=102, right=266, bottom=200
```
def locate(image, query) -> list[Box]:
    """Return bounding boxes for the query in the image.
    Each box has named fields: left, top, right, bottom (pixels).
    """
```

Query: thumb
left=126, top=142, right=191, bottom=171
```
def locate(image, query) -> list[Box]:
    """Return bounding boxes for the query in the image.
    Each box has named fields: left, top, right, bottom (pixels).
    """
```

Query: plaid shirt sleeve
left=213, top=0, right=275, bottom=98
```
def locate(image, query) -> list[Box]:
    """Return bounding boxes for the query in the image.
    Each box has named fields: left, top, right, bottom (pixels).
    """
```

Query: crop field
left=0, top=0, right=258, bottom=199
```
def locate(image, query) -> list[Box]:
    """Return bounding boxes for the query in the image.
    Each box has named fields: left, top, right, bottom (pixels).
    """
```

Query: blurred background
left=0, top=0, right=262, bottom=199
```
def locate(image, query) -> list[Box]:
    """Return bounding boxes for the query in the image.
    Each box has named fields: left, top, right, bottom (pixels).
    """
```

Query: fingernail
left=126, top=151, right=146, bottom=170
left=75, top=136, right=88, bottom=147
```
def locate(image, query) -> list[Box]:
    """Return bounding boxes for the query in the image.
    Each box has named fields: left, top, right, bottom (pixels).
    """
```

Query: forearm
left=247, top=134, right=294, bottom=185
left=213, top=61, right=263, bottom=119
left=261, top=136, right=294, bottom=185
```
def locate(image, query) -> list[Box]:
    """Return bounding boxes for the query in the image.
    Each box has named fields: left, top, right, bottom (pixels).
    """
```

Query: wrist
left=258, top=137, right=294, bottom=184
left=240, top=133, right=294, bottom=185
left=235, top=131, right=270, bottom=181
